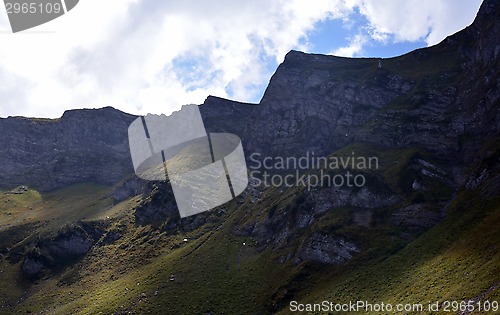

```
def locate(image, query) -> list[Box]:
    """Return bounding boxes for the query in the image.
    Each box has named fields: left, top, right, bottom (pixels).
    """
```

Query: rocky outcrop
left=21, top=223, right=104, bottom=278
left=0, top=107, right=136, bottom=191
left=22, top=257, right=45, bottom=277
left=113, top=177, right=146, bottom=203
left=133, top=182, right=179, bottom=225
left=296, top=233, right=359, bottom=265
left=309, top=183, right=402, bottom=214
left=132, top=181, right=218, bottom=232
left=392, top=204, right=444, bottom=230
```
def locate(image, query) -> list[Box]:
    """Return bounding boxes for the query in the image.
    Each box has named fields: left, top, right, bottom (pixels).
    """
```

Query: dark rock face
left=21, top=223, right=104, bottom=278
left=21, top=257, right=44, bottom=277
left=0, top=107, right=136, bottom=191
left=392, top=204, right=444, bottom=230
left=112, top=177, right=145, bottom=203
left=45, top=228, right=94, bottom=257
left=0, top=1, right=497, bottom=194
left=134, top=182, right=178, bottom=225
left=200, top=0, right=499, bottom=168
left=296, top=233, right=359, bottom=265
left=309, top=182, right=402, bottom=214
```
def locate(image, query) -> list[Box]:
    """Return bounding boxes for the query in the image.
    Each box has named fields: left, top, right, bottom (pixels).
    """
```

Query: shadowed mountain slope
left=0, top=0, right=498, bottom=314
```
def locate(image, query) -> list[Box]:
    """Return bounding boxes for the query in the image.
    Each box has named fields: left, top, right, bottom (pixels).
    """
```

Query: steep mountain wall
left=0, top=0, right=498, bottom=191
left=0, top=107, right=136, bottom=190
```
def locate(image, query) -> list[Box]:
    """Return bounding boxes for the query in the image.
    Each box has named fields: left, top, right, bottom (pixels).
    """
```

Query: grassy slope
left=0, top=182, right=494, bottom=314
left=277, top=192, right=499, bottom=315
left=0, top=144, right=500, bottom=314
left=0, top=184, right=122, bottom=312
left=2, top=187, right=293, bottom=314
left=0, top=145, right=498, bottom=315
left=9, top=184, right=496, bottom=315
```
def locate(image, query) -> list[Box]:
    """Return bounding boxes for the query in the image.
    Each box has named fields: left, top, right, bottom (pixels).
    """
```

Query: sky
left=0, top=0, right=483, bottom=118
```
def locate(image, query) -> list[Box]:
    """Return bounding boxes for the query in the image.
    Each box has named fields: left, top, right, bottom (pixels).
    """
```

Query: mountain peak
left=474, top=0, right=499, bottom=26
left=61, top=106, right=135, bottom=120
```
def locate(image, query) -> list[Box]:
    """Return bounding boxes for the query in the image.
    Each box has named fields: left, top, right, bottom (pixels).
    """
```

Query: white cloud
left=335, top=0, right=482, bottom=55
left=332, top=33, right=368, bottom=57
left=0, top=0, right=347, bottom=118
left=0, top=0, right=484, bottom=118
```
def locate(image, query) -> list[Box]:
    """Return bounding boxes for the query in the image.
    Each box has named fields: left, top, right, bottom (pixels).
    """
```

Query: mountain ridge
left=0, top=0, right=497, bottom=192
left=0, top=0, right=498, bottom=313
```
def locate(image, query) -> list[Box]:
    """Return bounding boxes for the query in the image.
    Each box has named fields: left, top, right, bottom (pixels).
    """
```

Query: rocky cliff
left=202, top=0, right=499, bottom=165
left=0, top=107, right=136, bottom=191
left=0, top=0, right=498, bottom=195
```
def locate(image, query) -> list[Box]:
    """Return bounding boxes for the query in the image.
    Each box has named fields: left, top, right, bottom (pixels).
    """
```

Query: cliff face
left=0, top=107, right=136, bottom=191
left=0, top=0, right=498, bottom=192
left=202, top=0, right=499, bottom=163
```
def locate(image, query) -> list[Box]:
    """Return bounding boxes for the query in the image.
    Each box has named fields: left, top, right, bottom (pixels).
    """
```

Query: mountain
left=0, top=0, right=498, bottom=314
left=0, top=107, right=136, bottom=191
left=2, top=0, right=498, bottom=192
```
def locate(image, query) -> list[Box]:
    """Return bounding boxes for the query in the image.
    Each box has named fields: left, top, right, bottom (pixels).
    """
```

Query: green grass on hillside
left=276, top=192, right=499, bottom=315
left=0, top=141, right=498, bottom=315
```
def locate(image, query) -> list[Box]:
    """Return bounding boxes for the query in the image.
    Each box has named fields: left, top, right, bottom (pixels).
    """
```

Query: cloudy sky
left=0, top=0, right=482, bottom=118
